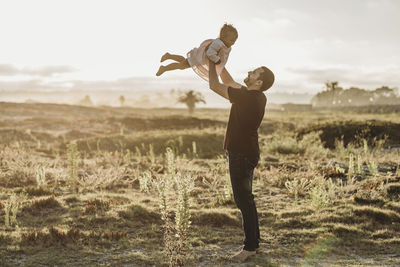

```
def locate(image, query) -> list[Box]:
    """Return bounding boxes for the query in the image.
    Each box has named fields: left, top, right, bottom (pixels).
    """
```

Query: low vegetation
left=0, top=102, right=400, bottom=266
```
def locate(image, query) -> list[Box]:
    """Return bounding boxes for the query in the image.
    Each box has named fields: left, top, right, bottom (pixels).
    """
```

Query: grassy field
left=1, top=101, right=400, bottom=266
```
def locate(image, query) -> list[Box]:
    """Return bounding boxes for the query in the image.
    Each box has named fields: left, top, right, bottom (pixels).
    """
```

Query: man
left=208, top=61, right=275, bottom=262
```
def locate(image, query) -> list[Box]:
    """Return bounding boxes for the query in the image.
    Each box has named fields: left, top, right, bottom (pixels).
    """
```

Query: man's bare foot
left=160, top=52, right=170, bottom=62
left=156, top=66, right=165, bottom=76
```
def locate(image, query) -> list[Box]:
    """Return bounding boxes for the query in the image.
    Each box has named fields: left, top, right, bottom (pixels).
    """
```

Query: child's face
left=221, top=32, right=237, bottom=48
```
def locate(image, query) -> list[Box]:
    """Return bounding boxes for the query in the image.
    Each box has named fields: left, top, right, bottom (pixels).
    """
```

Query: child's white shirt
left=205, top=38, right=226, bottom=63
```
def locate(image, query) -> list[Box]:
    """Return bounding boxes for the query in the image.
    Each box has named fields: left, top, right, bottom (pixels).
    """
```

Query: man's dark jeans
left=227, top=151, right=260, bottom=251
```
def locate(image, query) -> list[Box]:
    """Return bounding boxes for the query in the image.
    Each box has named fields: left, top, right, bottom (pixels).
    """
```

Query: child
left=156, top=23, right=238, bottom=81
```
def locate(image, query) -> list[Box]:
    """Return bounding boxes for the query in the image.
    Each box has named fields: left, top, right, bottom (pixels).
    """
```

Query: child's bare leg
left=156, top=59, right=190, bottom=76
left=160, top=52, right=186, bottom=63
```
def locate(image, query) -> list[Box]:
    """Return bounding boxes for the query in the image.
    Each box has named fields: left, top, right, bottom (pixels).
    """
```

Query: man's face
left=244, top=67, right=264, bottom=88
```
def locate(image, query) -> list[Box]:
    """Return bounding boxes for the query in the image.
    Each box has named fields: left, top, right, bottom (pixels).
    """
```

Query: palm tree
left=325, top=81, right=339, bottom=91
left=177, top=90, right=206, bottom=114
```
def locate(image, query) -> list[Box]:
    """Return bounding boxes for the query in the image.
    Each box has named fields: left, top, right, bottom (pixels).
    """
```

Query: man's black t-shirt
left=224, top=86, right=266, bottom=156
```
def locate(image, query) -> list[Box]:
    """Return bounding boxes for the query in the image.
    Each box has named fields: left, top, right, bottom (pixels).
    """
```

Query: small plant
left=35, top=166, right=47, bottom=188
left=139, top=171, right=152, bottom=193
left=202, top=175, right=226, bottom=205
left=123, top=149, right=132, bottom=165
left=148, top=144, right=155, bottom=164
left=334, top=164, right=346, bottom=174
left=78, top=166, right=126, bottom=191
left=118, top=139, right=126, bottom=153
left=156, top=148, right=193, bottom=266
left=155, top=176, right=175, bottom=266
left=309, top=185, right=330, bottom=208
left=363, top=139, right=369, bottom=154
left=192, top=141, right=198, bottom=158
left=135, top=146, right=142, bottom=162
left=84, top=198, right=110, bottom=214
left=357, top=154, right=363, bottom=174
left=96, top=139, right=101, bottom=152
left=285, top=177, right=310, bottom=202
left=67, top=142, right=80, bottom=193
left=174, top=173, right=194, bottom=266
left=165, top=147, right=176, bottom=175
left=367, top=160, right=379, bottom=176
left=334, top=138, right=347, bottom=159
left=178, top=136, right=184, bottom=153
left=266, top=133, right=305, bottom=155
left=348, top=153, right=354, bottom=178
left=4, top=202, right=10, bottom=229
left=4, top=192, right=28, bottom=229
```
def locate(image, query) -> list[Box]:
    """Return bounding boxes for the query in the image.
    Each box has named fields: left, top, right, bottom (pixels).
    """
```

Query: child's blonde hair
left=219, top=23, right=238, bottom=39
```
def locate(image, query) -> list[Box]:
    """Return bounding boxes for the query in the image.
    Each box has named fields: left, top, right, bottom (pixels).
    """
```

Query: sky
left=0, top=0, right=399, bottom=106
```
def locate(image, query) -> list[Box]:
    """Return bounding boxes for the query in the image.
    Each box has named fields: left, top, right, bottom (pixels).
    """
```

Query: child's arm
left=220, top=68, right=243, bottom=88
left=206, top=39, right=224, bottom=64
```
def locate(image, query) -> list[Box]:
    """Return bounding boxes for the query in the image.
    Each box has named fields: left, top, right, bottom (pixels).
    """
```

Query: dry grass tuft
left=386, top=183, right=400, bottom=200
left=353, top=206, right=400, bottom=224
left=23, top=195, right=63, bottom=215
left=84, top=198, right=110, bottom=214
left=89, top=230, right=127, bottom=241
left=277, top=217, right=316, bottom=229
left=21, top=226, right=127, bottom=246
left=385, top=202, right=400, bottom=214
left=191, top=210, right=240, bottom=227
left=371, top=229, right=396, bottom=239
left=353, top=195, right=385, bottom=206
left=16, top=186, right=52, bottom=197
left=118, top=204, right=161, bottom=224
left=329, top=223, right=364, bottom=238
left=0, top=170, right=36, bottom=188
left=278, top=208, right=313, bottom=219
left=0, top=233, right=11, bottom=245
left=64, top=196, right=80, bottom=204
left=21, top=229, right=49, bottom=245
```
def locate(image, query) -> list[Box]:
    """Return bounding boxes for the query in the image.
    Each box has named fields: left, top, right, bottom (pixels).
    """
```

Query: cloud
left=0, top=79, right=55, bottom=91
left=0, top=75, right=207, bottom=93
left=0, top=64, right=77, bottom=77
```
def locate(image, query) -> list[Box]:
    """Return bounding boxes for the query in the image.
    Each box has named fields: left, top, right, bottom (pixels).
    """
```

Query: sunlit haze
left=1, top=0, right=399, bottom=107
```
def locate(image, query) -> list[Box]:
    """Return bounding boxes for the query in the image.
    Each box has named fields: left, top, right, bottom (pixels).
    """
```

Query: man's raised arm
left=220, top=68, right=243, bottom=89
left=208, top=61, right=229, bottom=100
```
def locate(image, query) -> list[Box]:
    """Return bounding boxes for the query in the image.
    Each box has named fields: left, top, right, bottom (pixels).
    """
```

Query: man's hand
left=208, top=61, right=229, bottom=100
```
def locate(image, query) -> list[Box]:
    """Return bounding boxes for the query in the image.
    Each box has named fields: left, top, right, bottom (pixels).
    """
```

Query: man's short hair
left=258, top=66, right=275, bottom=91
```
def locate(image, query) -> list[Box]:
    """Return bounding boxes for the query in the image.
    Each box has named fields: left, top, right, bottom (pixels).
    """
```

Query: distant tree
left=78, top=95, right=93, bottom=106
left=373, top=86, right=398, bottom=105
left=119, top=95, right=125, bottom=107
left=177, top=90, right=206, bottom=114
left=325, top=81, right=339, bottom=91
left=311, top=83, right=400, bottom=108
left=339, top=87, right=370, bottom=106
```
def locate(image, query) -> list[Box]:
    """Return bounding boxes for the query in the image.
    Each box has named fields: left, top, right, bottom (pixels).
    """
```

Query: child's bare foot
left=160, top=52, right=170, bottom=62
left=156, top=66, right=165, bottom=76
